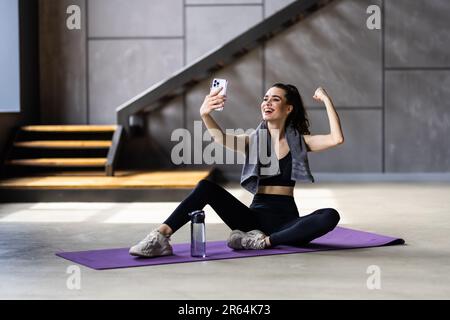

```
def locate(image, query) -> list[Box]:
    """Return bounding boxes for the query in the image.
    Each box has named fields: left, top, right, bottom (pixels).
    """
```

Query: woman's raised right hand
left=200, top=87, right=227, bottom=117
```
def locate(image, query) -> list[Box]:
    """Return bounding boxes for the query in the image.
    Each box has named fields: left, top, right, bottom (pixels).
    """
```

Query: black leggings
left=163, top=179, right=340, bottom=247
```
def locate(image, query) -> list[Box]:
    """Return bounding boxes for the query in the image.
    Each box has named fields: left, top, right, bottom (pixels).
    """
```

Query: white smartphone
left=210, top=78, right=228, bottom=111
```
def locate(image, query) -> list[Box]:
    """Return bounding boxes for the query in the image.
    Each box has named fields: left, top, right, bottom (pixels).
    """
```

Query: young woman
left=129, top=83, right=344, bottom=257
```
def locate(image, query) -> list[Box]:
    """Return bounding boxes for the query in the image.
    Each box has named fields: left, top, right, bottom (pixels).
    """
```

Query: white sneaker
left=227, top=229, right=266, bottom=250
left=129, top=230, right=173, bottom=257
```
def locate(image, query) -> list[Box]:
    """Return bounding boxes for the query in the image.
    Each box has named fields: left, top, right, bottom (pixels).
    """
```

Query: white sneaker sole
left=129, top=248, right=173, bottom=258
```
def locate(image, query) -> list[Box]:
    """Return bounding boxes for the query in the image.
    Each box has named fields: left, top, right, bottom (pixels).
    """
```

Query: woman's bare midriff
left=257, top=185, right=294, bottom=196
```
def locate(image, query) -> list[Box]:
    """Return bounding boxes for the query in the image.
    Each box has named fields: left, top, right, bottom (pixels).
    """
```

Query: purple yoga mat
left=56, top=226, right=405, bottom=270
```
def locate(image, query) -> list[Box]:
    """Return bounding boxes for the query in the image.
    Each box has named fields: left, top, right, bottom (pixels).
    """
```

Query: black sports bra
left=258, top=151, right=296, bottom=187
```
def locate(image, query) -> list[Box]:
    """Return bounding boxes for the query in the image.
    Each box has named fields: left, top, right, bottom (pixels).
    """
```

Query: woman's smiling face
left=261, top=87, right=292, bottom=121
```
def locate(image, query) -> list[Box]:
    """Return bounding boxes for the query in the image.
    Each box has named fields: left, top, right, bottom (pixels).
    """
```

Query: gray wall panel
left=88, top=0, right=183, bottom=37
left=88, top=39, right=183, bottom=124
left=385, top=71, right=450, bottom=172
left=39, top=0, right=87, bottom=124
left=385, top=0, right=450, bottom=68
left=186, top=5, right=262, bottom=63
left=187, top=0, right=261, bottom=4
left=110, top=97, right=183, bottom=170
left=146, top=96, right=184, bottom=166
left=265, top=0, right=382, bottom=108
left=264, top=0, right=295, bottom=17
left=308, top=109, right=382, bottom=172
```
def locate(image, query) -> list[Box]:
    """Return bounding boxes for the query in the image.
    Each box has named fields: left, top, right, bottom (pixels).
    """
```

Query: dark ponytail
left=271, top=83, right=311, bottom=135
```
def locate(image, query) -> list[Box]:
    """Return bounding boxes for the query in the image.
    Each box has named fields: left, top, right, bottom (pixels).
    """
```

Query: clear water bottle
left=188, top=210, right=206, bottom=258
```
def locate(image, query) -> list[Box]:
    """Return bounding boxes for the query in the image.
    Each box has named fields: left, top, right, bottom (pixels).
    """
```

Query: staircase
left=0, top=124, right=218, bottom=202
left=3, top=125, right=123, bottom=177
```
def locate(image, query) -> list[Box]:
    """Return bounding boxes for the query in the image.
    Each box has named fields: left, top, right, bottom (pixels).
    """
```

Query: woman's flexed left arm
left=303, top=87, right=344, bottom=152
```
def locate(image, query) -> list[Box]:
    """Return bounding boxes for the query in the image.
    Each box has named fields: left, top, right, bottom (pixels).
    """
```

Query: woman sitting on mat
left=130, top=83, right=344, bottom=257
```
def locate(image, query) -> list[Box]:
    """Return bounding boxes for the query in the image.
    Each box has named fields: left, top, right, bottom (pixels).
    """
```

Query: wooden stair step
left=21, top=125, right=117, bottom=133
left=6, top=158, right=107, bottom=167
left=0, top=170, right=212, bottom=189
left=14, top=140, right=112, bottom=149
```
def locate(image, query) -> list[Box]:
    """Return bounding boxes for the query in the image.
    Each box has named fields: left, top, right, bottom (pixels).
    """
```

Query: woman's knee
left=196, top=179, right=215, bottom=189
left=195, top=179, right=221, bottom=194
left=320, top=208, right=341, bottom=229
left=322, top=208, right=340, bottom=226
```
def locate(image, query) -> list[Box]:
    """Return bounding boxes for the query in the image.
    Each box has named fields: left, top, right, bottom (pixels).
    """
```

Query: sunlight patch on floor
left=0, top=188, right=345, bottom=224
left=0, top=210, right=98, bottom=223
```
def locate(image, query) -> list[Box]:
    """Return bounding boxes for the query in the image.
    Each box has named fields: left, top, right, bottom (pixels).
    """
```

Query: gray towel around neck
left=240, top=120, right=314, bottom=194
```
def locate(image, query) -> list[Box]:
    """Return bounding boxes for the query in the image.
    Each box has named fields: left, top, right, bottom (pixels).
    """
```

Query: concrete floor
left=0, top=182, right=449, bottom=299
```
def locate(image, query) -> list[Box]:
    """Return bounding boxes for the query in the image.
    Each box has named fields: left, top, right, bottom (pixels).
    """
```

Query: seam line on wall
left=385, top=67, right=450, bottom=71
left=88, top=36, right=184, bottom=41
left=186, top=3, right=263, bottom=7
left=262, top=0, right=265, bottom=98
left=382, top=0, right=385, bottom=173
left=183, top=0, right=187, bottom=133
left=86, top=0, right=90, bottom=124
left=307, top=106, right=383, bottom=110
